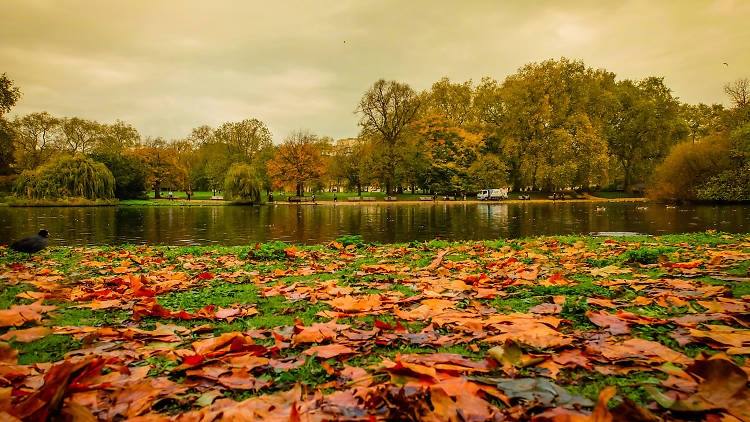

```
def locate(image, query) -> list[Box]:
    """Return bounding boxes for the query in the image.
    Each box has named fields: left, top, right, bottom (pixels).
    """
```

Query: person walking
left=169, top=191, right=173, bottom=201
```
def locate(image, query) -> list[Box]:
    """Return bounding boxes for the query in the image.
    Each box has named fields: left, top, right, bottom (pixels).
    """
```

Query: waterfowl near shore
left=10, top=230, right=49, bottom=256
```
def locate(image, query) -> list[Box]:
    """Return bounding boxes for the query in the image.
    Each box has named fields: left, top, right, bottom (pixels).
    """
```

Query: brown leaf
left=686, top=357, right=750, bottom=421
left=423, top=248, right=450, bottom=270
left=587, top=338, right=693, bottom=365
left=0, top=342, right=17, bottom=364
left=0, top=300, right=55, bottom=327
left=586, top=310, right=629, bottom=335
left=530, top=303, right=563, bottom=314
left=302, top=344, right=355, bottom=359
left=0, top=326, right=51, bottom=342
left=325, top=294, right=382, bottom=312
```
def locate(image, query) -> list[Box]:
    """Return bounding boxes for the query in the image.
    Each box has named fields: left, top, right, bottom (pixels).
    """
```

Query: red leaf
left=183, top=354, right=204, bottom=367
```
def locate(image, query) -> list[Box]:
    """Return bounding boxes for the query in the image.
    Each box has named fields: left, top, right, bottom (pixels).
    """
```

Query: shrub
left=696, top=164, right=750, bottom=201
left=335, top=235, right=364, bottom=248
left=648, top=134, right=732, bottom=202
left=224, top=163, right=261, bottom=203
left=13, top=154, right=115, bottom=200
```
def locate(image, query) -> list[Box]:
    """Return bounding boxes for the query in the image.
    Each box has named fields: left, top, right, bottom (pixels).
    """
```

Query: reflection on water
left=0, top=202, right=748, bottom=246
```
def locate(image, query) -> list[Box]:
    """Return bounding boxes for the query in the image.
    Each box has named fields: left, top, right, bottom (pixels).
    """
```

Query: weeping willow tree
left=14, top=154, right=115, bottom=200
left=224, top=163, right=261, bottom=203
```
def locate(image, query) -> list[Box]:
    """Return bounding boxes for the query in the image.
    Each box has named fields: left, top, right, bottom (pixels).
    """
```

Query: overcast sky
left=2, top=0, right=748, bottom=142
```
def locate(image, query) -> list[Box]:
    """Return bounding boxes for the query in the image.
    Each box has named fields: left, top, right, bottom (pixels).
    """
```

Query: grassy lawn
left=1, top=232, right=748, bottom=420
left=147, top=190, right=217, bottom=200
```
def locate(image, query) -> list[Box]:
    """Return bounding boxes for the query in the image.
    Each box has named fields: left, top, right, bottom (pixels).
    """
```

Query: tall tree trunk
left=296, top=183, right=303, bottom=197
left=511, top=161, right=522, bottom=191
left=154, top=180, right=161, bottom=199
left=624, top=167, right=632, bottom=193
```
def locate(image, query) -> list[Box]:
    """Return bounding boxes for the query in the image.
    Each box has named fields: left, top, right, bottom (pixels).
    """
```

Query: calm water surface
left=1, top=202, right=749, bottom=246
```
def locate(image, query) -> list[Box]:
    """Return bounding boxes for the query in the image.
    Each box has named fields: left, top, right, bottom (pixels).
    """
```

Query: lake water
left=1, top=202, right=749, bottom=246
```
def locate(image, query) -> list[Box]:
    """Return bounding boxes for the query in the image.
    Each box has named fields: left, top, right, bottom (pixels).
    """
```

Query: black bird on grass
left=10, top=230, right=49, bottom=256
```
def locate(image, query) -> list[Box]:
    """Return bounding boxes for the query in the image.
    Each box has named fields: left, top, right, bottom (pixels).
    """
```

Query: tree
left=724, top=78, right=750, bottom=128
left=266, top=131, right=326, bottom=197
left=93, top=120, right=140, bottom=155
left=224, top=163, right=261, bottom=203
left=187, top=125, right=215, bottom=147
left=0, top=73, right=21, bottom=118
left=328, top=138, right=377, bottom=195
left=724, top=78, right=749, bottom=108
left=680, top=103, right=726, bottom=144
left=192, top=119, right=273, bottom=193
left=423, top=77, right=475, bottom=127
left=607, top=77, right=685, bottom=190
left=60, top=117, right=102, bottom=154
left=12, top=112, right=60, bottom=171
left=190, top=142, right=234, bottom=192
left=477, top=59, right=616, bottom=190
left=89, top=153, right=149, bottom=199
left=467, top=154, right=508, bottom=192
left=356, top=79, right=421, bottom=195
left=415, top=115, right=483, bottom=194
left=0, top=73, right=22, bottom=176
left=213, top=118, right=273, bottom=161
left=13, top=154, right=115, bottom=200
left=0, top=119, right=16, bottom=176
left=126, top=142, right=186, bottom=198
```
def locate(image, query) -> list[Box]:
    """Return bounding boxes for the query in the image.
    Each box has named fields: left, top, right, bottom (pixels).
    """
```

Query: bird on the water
left=10, top=230, right=49, bottom=256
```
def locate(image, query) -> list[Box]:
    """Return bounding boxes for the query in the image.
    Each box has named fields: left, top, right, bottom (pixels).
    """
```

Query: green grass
left=6, top=197, right=119, bottom=207
left=13, top=335, right=83, bottom=365
left=147, top=191, right=217, bottom=200
left=119, top=199, right=229, bottom=206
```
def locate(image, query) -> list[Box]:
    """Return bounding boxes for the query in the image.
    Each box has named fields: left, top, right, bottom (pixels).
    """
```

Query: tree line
left=1, top=57, right=749, bottom=202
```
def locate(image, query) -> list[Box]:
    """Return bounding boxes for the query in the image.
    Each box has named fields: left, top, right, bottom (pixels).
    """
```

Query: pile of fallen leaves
left=0, top=233, right=749, bottom=421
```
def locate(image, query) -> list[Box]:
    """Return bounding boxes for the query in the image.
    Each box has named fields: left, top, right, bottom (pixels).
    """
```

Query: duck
left=10, top=230, right=49, bottom=256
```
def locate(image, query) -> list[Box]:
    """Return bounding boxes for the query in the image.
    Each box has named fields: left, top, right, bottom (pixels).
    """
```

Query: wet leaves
left=0, top=233, right=749, bottom=420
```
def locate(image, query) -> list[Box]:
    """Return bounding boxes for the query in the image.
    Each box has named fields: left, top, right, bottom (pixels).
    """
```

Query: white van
left=477, top=188, right=509, bottom=200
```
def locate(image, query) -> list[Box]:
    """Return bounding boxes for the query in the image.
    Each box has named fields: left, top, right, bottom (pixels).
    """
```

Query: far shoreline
left=114, top=196, right=649, bottom=207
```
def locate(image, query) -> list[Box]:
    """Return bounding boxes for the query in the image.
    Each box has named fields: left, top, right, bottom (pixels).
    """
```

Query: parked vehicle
left=477, top=188, right=509, bottom=200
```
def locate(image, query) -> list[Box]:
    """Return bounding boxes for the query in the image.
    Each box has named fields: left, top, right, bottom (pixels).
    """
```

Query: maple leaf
left=0, top=326, right=51, bottom=342
left=325, top=294, right=382, bottom=313
left=649, top=355, right=750, bottom=421
left=302, top=344, right=356, bottom=359
left=586, top=310, right=630, bottom=335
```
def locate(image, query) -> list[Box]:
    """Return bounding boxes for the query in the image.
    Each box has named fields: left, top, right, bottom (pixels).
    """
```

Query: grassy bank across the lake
left=5, top=197, right=119, bottom=207
left=1, top=232, right=748, bottom=420
left=125, top=190, right=646, bottom=206
left=0, top=189, right=650, bottom=207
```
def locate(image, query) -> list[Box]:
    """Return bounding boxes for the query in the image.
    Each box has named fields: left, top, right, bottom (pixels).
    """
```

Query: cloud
left=2, top=0, right=749, bottom=141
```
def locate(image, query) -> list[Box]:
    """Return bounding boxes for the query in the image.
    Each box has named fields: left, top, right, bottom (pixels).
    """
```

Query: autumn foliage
left=1, top=233, right=750, bottom=420
left=266, top=131, right=326, bottom=196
